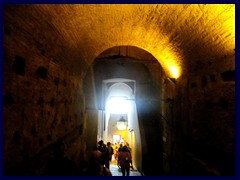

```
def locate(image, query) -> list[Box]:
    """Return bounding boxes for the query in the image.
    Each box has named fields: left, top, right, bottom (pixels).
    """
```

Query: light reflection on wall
left=92, top=4, right=234, bottom=79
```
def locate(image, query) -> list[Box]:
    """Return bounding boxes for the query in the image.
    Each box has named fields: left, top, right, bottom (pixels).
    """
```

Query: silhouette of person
left=96, top=140, right=110, bottom=169
left=117, top=143, right=123, bottom=168
left=101, top=144, right=110, bottom=169
left=118, top=145, right=132, bottom=176
left=82, top=150, right=112, bottom=176
left=45, top=140, right=79, bottom=175
left=107, top=142, right=114, bottom=163
left=97, top=140, right=104, bottom=152
left=125, top=142, right=133, bottom=170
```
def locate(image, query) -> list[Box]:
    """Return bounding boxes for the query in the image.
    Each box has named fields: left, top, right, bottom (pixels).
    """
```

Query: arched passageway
left=3, top=4, right=235, bottom=176
left=92, top=46, right=166, bottom=175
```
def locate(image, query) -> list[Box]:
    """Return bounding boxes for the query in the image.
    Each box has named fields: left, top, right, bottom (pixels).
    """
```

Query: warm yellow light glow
left=41, top=4, right=233, bottom=79
left=117, top=122, right=127, bottom=130
left=149, top=44, right=182, bottom=78
left=170, top=66, right=179, bottom=78
left=117, top=117, right=128, bottom=130
left=192, top=4, right=235, bottom=53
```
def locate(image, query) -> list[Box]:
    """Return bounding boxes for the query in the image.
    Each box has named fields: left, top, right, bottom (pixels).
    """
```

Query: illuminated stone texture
left=4, top=4, right=234, bottom=78
left=3, top=4, right=235, bottom=176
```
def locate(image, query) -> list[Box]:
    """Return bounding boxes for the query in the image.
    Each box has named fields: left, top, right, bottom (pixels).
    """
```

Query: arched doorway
left=92, top=46, right=166, bottom=175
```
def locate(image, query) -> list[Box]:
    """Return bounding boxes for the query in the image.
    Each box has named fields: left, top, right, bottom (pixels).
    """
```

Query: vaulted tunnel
left=3, top=4, right=235, bottom=176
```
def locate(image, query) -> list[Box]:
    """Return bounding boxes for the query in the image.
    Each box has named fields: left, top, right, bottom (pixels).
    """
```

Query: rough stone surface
left=4, top=4, right=234, bottom=77
left=3, top=4, right=235, bottom=175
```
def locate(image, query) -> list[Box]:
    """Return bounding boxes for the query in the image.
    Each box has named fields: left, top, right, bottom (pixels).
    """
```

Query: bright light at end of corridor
left=106, top=97, right=131, bottom=114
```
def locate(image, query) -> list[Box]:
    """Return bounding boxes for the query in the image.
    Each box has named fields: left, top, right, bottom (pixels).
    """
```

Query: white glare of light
left=106, top=97, right=131, bottom=114
left=117, top=122, right=127, bottom=130
left=170, top=66, right=179, bottom=78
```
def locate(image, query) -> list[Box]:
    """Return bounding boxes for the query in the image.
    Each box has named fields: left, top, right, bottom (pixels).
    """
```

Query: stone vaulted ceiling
left=4, top=4, right=235, bottom=78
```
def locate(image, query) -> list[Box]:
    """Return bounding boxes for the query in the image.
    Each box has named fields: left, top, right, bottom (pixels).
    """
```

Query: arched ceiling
left=108, top=82, right=133, bottom=98
left=4, top=4, right=235, bottom=78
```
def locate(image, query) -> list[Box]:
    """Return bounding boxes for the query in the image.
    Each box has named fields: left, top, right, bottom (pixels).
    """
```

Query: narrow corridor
left=3, top=4, right=235, bottom=176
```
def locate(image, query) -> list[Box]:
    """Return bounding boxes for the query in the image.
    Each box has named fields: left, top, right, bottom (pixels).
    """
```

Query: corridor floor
left=109, top=159, right=142, bottom=176
left=110, top=164, right=142, bottom=176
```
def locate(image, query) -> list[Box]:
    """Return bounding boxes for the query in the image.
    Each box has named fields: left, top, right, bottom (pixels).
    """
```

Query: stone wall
left=173, top=53, right=235, bottom=175
left=3, top=21, right=88, bottom=175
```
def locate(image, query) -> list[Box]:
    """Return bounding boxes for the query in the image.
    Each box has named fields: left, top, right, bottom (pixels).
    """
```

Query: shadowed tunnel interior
left=3, top=4, right=235, bottom=176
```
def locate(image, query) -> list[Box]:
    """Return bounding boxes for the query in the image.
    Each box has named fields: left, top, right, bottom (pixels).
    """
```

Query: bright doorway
left=113, top=134, right=121, bottom=144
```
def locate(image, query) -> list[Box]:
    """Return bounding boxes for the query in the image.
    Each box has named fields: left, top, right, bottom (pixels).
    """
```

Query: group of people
left=44, top=139, right=133, bottom=176
left=96, top=140, right=114, bottom=170
left=96, top=140, right=133, bottom=176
